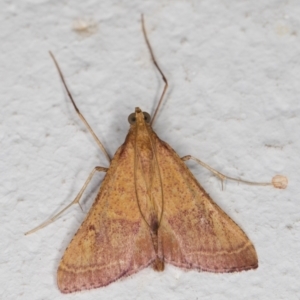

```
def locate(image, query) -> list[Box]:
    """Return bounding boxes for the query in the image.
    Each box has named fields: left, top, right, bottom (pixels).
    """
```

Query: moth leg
left=49, top=51, right=111, bottom=163
left=25, top=166, right=108, bottom=235
left=181, top=155, right=287, bottom=189
left=141, top=15, right=168, bottom=126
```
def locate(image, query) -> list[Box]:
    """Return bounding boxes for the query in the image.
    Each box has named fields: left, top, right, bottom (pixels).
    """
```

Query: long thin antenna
left=49, top=51, right=111, bottom=163
left=141, top=15, right=168, bottom=126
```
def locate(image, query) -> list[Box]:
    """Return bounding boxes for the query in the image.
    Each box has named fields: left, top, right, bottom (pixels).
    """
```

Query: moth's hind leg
left=25, top=166, right=108, bottom=235
left=181, top=155, right=287, bottom=189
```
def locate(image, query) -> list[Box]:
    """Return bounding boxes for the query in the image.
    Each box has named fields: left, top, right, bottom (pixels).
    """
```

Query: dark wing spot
left=89, top=225, right=95, bottom=231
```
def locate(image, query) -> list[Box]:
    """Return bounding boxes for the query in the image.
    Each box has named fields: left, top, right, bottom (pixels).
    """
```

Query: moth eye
left=143, top=112, right=151, bottom=123
left=128, top=113, right=136, bottom=124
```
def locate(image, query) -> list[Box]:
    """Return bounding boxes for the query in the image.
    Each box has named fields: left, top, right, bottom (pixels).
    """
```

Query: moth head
left=128, top=107, right=151, bottom=125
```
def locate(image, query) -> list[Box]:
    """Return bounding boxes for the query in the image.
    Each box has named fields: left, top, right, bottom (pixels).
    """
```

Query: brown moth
left=57, top=106, right=259, bottom=293
left=26, top=15, right=287, bottom=293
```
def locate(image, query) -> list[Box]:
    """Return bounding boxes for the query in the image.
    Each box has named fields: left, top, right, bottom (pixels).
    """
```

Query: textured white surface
left=1, top=1, right=299, bottom=299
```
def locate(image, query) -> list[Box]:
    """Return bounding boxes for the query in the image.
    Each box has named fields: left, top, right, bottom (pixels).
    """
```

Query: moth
left=27, top=15, right=287, bottom=293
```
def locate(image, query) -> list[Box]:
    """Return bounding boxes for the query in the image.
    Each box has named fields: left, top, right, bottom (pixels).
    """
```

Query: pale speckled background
left=1, top=1, right=299, bottom=299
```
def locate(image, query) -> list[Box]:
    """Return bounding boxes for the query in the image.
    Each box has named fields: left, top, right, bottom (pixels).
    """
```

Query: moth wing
left=57, top=144, right=156, bottom=293
left=155, top=139, right=258, bottom=272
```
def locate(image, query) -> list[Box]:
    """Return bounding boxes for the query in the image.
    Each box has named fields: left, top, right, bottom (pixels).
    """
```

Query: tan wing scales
left=57, top=141, right=156, bottom=293
left=153, top=137, right=258, bottom=272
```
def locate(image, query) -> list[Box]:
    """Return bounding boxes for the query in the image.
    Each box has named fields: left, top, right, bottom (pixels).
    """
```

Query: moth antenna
left=141, top=14, right=168, bottom=126
left=49, top=51, right=111, bottom=163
